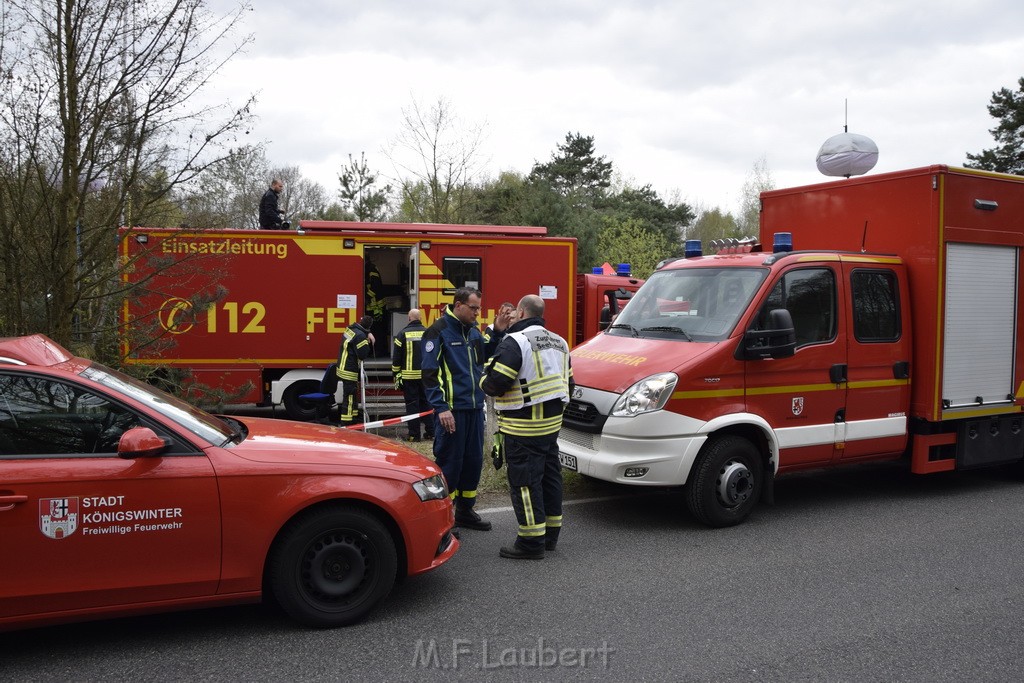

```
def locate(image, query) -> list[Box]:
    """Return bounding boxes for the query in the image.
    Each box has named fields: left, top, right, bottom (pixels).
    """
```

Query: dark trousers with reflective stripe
left=433, top=409, right=484, bottom=510
left=401, top=379, right=433, bottom=439
left=340, top=380, right=359, bottom=424
left=505, top=431, right=563, bottom=551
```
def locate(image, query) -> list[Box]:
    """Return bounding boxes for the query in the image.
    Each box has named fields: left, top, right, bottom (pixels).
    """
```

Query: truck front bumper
left=557, top=411, right=708, bottom=487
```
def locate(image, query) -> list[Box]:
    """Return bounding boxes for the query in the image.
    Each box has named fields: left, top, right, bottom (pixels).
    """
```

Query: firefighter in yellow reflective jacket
left=336, top=315, right=375, bottom=426
left=481, top=294, right=573, bottom=560
left=365, top=259, right=388, bottom=356
left=391, top=309, right=433, bottom=442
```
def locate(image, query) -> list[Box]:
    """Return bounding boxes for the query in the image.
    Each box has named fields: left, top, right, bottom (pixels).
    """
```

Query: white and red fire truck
left=119, top=221, right=641, bottom=420
left=559, top=165, right=1024, bottom=526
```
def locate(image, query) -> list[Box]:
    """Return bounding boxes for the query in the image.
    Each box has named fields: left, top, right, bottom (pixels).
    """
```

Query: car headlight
left=412, top=474, right=449, bottom=501
left=611, top=372, right=678, bottom=417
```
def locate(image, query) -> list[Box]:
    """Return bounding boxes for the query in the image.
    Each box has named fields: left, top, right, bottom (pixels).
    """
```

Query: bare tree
left=0, top=0, right=254, bottom=351
left=179, top=145, right=268, bottom=229
left=386, top=96, right=487, bottom=223
left=736, top=155, right=775, bottom=236
left=272, top=165, right=342, bottom=224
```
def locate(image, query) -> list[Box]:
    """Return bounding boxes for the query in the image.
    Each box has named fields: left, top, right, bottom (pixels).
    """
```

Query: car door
left=838, top=259, right=911, bottom=460
left=0, top=371, right=221, bottom=620
left=743, top=264, right=849, bottom=469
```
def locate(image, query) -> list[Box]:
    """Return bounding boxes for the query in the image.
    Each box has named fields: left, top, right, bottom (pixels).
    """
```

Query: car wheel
left=685, top=435, right=762, bottom=528
left=282, top=380, right=320, bottom=421
left=268, top=506, right=398, bottom=627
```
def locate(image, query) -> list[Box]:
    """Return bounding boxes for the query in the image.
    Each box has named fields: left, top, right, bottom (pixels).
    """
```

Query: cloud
left=199, top=0, right=1024, bottom=213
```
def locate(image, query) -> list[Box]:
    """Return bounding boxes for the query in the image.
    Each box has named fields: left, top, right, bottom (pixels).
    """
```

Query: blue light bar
left=773, top=232, right=793, bottom=253
left=684, top=240, right=702, bottom=258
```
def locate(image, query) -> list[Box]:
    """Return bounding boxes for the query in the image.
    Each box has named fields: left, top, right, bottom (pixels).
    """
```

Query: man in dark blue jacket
left=422, top=288, right=512, bottom=530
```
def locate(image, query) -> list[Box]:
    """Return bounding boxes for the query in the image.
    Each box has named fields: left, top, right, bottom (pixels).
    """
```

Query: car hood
left=571, top=334, right=718, bottom=393
left=222, top=416, right=438, bottom=479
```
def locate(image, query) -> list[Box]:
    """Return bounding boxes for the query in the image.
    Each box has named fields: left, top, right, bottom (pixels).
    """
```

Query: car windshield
left=81, top=362, right=235, bottom=445
left=609, top=266, right=768, bottom=342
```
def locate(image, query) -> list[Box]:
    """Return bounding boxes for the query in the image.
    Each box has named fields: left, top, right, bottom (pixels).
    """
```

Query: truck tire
left=685, top=435, right=762, bottom=528
left=282, top=380, right=320, bottom=421
left=268, top=506, right=398, bottom=628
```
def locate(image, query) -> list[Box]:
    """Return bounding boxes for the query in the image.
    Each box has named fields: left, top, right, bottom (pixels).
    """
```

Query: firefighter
left=422, top=288, right=513, bottom=531
left=481, top=294, right=573, bottom=559
left=365, top=259, right=387, bottom=356
left=391, top=308, right=433, bottom=442
left=336, top=315, right=375, bottom=426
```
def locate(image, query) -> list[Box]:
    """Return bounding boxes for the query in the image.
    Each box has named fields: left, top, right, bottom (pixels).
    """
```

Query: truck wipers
left=607, top=323, right=639, bottom=337
left=640, top=326, right=694, bottom=341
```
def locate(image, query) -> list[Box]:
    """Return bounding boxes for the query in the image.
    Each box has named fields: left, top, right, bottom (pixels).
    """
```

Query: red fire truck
left=120, top=221, right=642, bottom=420
left=559, top=165, right=1024, bottom=527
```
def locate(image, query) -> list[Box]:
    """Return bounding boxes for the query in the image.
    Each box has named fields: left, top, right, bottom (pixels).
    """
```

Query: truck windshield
left=610, top=267, right=767, bottom=342
left=81, top=363, right=235, bottom=445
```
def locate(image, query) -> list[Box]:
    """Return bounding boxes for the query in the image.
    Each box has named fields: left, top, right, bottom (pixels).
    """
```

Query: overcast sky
left=205, top=0, right=1024, bottom=215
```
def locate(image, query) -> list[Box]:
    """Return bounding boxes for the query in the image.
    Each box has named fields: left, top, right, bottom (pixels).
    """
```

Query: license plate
left=558, top=452, right=577, bottom=471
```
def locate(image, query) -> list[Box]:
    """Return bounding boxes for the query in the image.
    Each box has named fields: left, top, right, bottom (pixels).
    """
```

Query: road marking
left=477, top=493, right=645, bottom=515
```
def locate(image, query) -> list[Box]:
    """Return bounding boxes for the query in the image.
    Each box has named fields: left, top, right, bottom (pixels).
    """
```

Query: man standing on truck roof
left=481, top=294, right=573, bottom=559
left=336, top=315, right=375, bottom=427
left=259, top=179, right=286, bottom=229
left=422, top=288, right=513, bottom=531
left=392, top=309, right=433, bottom=443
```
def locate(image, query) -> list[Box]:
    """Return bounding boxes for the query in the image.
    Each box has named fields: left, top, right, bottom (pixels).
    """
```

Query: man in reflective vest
left=336, top=315, right=374, bottom=426
left=392, top=308, right=433, bottom=442
left=481, top=294, right=573, bottom=559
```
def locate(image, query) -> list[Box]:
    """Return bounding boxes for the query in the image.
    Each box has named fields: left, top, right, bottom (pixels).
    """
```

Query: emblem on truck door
left=792, top=397, right=804, bottom=416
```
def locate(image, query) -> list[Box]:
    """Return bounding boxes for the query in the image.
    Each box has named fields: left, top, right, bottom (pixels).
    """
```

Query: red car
left=0, top=334, right=458, bottom=631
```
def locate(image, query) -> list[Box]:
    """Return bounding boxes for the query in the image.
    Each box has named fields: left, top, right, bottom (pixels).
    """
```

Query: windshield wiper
left=217, top=416, right=246, bottom=447
left=640, top=326, right=694, bottom=341
left=607, top=323, right=639, bottom=337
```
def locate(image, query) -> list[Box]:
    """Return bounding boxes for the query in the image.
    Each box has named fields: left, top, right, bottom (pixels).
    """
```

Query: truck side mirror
left=118, top=427, right=169, bottom=459
left=737, top=308, right=797, bottom=360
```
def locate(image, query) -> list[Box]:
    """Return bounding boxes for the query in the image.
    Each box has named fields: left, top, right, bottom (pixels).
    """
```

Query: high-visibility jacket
left=392, top=320, right=427, bottom=381
left=480, top=317, right=573, bottom=437
left=336, top=322, right=372, bottom=382
left=365, top=263, right=385, bottom=318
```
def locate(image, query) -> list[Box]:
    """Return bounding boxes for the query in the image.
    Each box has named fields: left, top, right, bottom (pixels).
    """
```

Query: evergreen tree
left=966, top=77, right=1024, bottom=174
left=530, top=132, right=613, bottom=205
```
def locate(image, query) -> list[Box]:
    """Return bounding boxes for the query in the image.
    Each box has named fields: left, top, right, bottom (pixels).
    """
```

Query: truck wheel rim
left=717, top=461, right=753, bottom=508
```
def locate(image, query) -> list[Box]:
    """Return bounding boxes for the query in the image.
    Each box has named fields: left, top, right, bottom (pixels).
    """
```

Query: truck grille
left=565, top=400, right=598, bottom=423
left=559, top=427, right=597, bottom=452
left=563, top=400, right=606, bottom=433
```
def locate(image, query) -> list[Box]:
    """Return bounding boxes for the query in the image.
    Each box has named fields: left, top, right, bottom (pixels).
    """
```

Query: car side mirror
left=737, top=308, right=797, bottom=360
left=118, top=427, right=169, bottom=458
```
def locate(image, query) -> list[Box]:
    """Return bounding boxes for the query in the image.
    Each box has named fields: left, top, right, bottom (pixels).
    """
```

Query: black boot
left=499, top=542, right=544, bottom=560
left=454, top=507, right=492, bottom=531
left=544, top=528, right=560, bottom=551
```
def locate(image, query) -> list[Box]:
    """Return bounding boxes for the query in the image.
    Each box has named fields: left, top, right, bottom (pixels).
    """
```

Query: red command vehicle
left=0, top=334, right=457, bottom=631
left=559, top=165, right=1024, bottom=527
left=119, top=221, right=641, bottom=420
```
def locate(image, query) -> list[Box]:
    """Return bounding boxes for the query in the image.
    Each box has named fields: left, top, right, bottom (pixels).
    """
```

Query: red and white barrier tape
left=346, top=409, right=434, bottom=432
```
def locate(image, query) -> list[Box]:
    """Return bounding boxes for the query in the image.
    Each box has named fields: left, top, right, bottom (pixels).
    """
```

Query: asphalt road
left=4, top=461, right=1024, bottom=682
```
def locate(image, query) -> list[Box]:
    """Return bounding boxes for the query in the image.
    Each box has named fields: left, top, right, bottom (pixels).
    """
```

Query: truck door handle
left=0, top=494, right=29, bottom=511
left=829, top=364, right=847, bottom=384
left=893, top=361, right=910, bottom=379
